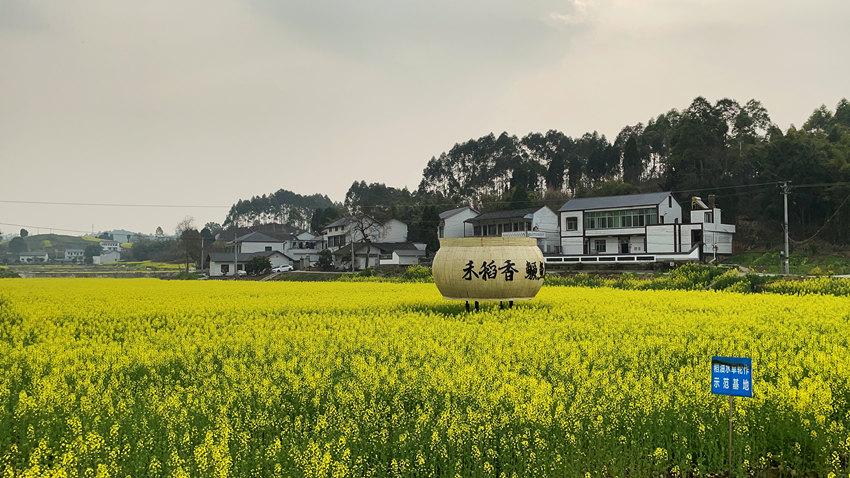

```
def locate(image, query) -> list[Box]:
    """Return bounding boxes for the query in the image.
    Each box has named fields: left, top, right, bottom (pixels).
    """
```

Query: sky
left=1, top=0, right=848, bottom=236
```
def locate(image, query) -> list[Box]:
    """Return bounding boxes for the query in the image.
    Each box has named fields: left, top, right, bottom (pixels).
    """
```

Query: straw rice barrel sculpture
left=433, top=237, right=546, bottom=301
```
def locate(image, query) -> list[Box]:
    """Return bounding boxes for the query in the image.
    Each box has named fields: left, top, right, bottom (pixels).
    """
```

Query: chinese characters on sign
left=711, top=356, right=753, bottom=398
left=462, top=260, right=543, bottom=281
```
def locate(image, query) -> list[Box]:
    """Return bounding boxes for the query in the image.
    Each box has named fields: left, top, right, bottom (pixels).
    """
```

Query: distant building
left=17, top=251, right=49, bottom=264
left=99, top=240, right=121, bottom=252
left=320, top=217, right=409, bottom=252
left=64, top=249, right=85, bottom=262
left=107, top=230, right=142, bottom=243
left=207, top=251, right=295, bottom=277
left=93, top=250, right=120, bottom=265
left=333, top=242, right=426, bottom=269
left=463, top=206, right=561, bottom=253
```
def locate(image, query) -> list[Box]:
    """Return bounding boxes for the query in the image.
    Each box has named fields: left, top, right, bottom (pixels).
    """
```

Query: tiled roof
left=559, top=192, right=672, bottom=212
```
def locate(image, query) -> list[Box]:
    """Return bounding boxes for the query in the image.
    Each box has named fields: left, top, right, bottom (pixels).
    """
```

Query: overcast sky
left=1, top=0, right=848, bottom=235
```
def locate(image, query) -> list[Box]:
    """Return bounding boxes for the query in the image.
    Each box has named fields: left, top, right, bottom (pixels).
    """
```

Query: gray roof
left=465, top=207, right=545, bottom=223
left=233, top=231, right=283, bottom=243
left=208, top=250, right=294, bottom=262
left=559, top=192, right=672, bottom=212
left=323, top=217, right=352, bottom=229
left=439, top=206, right=477, bottom=219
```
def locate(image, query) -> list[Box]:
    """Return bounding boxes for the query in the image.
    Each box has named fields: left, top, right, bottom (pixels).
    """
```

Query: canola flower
left=1, top=279, right=850, bottom=477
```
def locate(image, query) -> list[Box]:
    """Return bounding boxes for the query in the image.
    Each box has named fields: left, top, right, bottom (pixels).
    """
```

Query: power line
left=0, top=222, right=92, bottom=235
left=0, top=199, right=229, bottom=208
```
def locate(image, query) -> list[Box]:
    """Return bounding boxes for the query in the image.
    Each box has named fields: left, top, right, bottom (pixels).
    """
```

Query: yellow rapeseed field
left=1, top=279, right=850, bottom=477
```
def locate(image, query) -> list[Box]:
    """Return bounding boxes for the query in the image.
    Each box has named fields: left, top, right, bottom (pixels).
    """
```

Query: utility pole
left=233, top=233, right=239, bottom=279
left=782, top=181, right=790, bottom=275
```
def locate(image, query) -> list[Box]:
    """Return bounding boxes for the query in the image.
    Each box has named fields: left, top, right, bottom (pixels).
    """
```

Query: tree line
left=225, top=97, right=850, bottom=252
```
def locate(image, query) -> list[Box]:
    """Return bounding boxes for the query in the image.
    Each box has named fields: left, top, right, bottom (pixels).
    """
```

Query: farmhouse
left=333, top=242, right=427, bottom=269
left=320, top=217, right=409, bottom=251
left=552, top=192, right=735, bottom=264
left=99, top=240, right=121, bottom=252
left=462, top=206, right=560, bottom=253
left=93, top=250, right=121, bottom=265
left=64, top=248, right=85, bottom=262
left=17, top=251, right=49, bottom=263
left=207, top=250, right=294, bottom=277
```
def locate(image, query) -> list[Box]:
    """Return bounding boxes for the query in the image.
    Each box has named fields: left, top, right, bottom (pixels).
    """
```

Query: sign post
left=711, top=356, right=752, bottom=477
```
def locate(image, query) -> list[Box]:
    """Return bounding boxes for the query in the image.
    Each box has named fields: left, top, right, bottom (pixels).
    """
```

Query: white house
left=64, top=248, right=85, bottom=262
left=108, top=229, right=142, bottom=243
left=320, top=217, right=409, bottom=252
left=438, top=206, right=478, bottom=239
left=462, top=206, right=560, bottom=253
left=207, top=250, right=295, bottom=277
left=99, top=240, right=121, bottom=253
left=333, top=242, right=426, bottom=270
left=93, top=250, right=121, bottom=265
left=552, top=192, right=735, bottom=265
left=233, top=231, right=287, bottom=254
left=18, top=251, right=49, bottom=263
left=284, top=231, right=323, bottom=267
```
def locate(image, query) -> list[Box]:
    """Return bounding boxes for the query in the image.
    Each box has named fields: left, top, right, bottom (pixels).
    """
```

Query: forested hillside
left=225, top=97, right=850, bottom=251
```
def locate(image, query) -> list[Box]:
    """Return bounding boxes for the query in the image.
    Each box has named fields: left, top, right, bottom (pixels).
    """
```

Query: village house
left=333, top=242, right=427, bottom=269
left=283, top=231, right=323, bottom=268
left=552, top=192, right=735, bottom=264
left=17, top=251, right=50, bottom=263
left=99, top=240, right=121, bottom=253
left=63, top=248, right=85, bottom=262
left=92, top=250, right=121, bottom=265
left=438, top=206, right=478, bottom=239
left=460, top=206, right=561, bottom=253
left=207, top=250, right=294, bottom=277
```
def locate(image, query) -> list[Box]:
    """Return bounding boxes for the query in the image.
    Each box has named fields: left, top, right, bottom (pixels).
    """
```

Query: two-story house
left=554, top=192, right=735, bottom=264
left=64, top=248, right=85, bottom=262
left=99, top=240, right=121, bottom=253
left=320, top=217, right=409, bottom=251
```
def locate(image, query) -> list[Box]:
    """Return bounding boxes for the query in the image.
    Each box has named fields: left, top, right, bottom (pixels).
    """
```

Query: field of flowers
left=2, top=279, right=850, bottom=477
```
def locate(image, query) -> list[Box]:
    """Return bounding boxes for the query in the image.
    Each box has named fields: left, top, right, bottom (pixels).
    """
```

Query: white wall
left=377, top=219, right=408, bottom=243
left=560, top=210, right=584, bottom=237
left=532, top=207, right=559, bottom=252
left=440, top=208, right=478, bottom=238
left=657, top=195, right=683, bottom=224
left=560, top=236, right=583, bottom=254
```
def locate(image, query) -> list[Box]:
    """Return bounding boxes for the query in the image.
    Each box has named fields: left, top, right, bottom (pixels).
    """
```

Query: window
left=488, top=225, right=497, bottom=236
left=473, top=225, right=481, bottom=236
left=565, top=217, right=578, bottom=231
left=264, top=246, right=272, bottom=251
left=438, top=226, right=444, bottom=238
left=594, top=240, right=607, bottom=253
left=668, top=196, right=672, bottom=208
left=584, top=208, right=658, bottom=230
left=705, top=211, right=714, bottom=223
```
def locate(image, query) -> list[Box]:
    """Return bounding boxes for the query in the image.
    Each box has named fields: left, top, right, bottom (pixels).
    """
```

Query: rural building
left=463, top=206, right=560, bottom=253
left=333, top=242, right=426, bottom=269
left=551, top=192, right=735, bottom=265
left=233, top=231, right=287, bottom=254
left=438, top=206, right=478, bottom=239
left=64, top=249, right=85, bottom=262
left=207, top=250, right=294, bottom=277
left=93, top=250, right=121, bottom=265
left=107, top=229, right=142, bottom=243
left=17, top=251, right=50, bottom=263
left=99, top=240, right=121, bottom=252
left=284, top=231, right=323, bottom=268
left=320, top=217, right=409, bottom=252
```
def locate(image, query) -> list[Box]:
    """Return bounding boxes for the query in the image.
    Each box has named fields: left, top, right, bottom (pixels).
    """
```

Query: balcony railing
left=501, top=230, right=546, bottom=239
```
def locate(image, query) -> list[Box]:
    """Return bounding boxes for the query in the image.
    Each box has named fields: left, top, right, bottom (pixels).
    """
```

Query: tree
left=84, top=244, right=103, bottom=264
left=317, top=249, right=334, bottom=271
left=176, top=216, right=200, bottom=274
left=245, top=256, right=272, bottom=275
left=19, top=228, right=28, bottom=238
left=9, top=237, right=28, bottom=254
left=203, top=222, right=223, bottom=239
left=621, top=135, right=642, bottom=184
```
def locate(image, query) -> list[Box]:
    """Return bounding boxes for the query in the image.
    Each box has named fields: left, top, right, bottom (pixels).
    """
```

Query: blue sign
left=711, top=356, right=752, bottom=397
